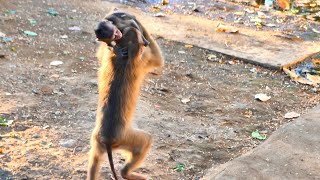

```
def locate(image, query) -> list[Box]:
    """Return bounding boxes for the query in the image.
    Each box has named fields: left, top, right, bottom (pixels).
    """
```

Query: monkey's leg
left=87, top=134, right=106, bottom=180
left=120, top=129, right=153, bottom=180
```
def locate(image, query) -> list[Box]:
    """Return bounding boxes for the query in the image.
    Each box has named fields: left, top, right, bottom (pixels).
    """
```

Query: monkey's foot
left=122, top=172, right=148, bottom=180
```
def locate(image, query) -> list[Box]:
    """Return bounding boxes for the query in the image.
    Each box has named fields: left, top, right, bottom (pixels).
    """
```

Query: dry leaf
left=312, top=59, right=320, bottom=65
left=284, top=112, right=300, bottom=119
left=0, top=32, right=5, bottom=38
left=295, top=77, right=313, bottom=85
left=255, top=93, right=271, bottom=102
left=50, top=60, right=64, bottom=66
left=216, top=24, right=239, bottom=33
left=50, top=74, right=60, bottom=79
left=257, top=12, right=267, bottom=19
left=244, top=8, right=255, bottom=14
left=151, top=6, right=161, bottom=12
left=154, top=12, right=166, bottom=17
left=312, top=28, right=320, bottom=34
left=207, top=54, right=217, bottom=61
left=181, top=96, right=191, bottom=104
left=162, top=0, right=169, bottom=5
left=264, top=23, right=277, bottom=27
left=307, top=74, right=320, bottom=85
left=275, top=0, right=290, bottom=10
left=228, top=60, right=238, bottom=65
left=234, top=11, right=245, bottom=16
left=250, top=18, right=262, bottom=23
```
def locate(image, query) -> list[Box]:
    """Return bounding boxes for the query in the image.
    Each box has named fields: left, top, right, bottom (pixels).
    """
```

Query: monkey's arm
left=141, top=28, right=164, bottom=70
left=134, top=19, right=164, bottom=69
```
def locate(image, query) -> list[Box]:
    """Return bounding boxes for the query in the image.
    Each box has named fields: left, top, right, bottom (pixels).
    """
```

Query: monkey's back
left=96, top=43, right=145, bottom=142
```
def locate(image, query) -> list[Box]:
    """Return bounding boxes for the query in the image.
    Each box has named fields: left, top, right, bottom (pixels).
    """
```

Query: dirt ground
left=1, top=0, right=320, bottom=179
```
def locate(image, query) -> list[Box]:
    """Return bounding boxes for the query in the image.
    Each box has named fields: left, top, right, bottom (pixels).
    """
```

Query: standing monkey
left=87, top=11, right=164, bottom=180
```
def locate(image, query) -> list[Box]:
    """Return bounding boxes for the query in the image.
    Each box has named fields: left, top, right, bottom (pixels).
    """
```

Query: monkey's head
left=94, top=20, right=122, bottom=43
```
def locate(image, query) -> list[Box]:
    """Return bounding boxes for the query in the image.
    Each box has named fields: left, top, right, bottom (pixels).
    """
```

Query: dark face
left=94, top=20, right=122, bottom=43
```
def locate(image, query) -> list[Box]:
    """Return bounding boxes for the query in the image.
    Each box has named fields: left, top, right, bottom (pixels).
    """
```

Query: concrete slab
left=202, top=105, right=320, bottom=180
left=98, top=2, right=320, bottom=69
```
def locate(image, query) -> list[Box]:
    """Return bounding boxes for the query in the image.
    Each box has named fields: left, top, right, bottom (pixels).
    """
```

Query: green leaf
left=173, top=164, right=186, bottom=172
left=0, top=118, right=14, bottom=126
left=291, top=8, right=299, bottom=14
left=5, top=10, right=16, bottom=15
left=251, top=130, right=267, bottom=140
left=24, top=31, right=38, bottom=37
left=47, top=10, right=59, bottom=16
left=28, top=19, right=37, bottom=25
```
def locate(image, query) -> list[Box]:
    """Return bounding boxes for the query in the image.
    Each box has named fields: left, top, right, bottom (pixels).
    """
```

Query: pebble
left=59, top=139, right=77, bottom=148
left=32, top=134, right=40, bottom=138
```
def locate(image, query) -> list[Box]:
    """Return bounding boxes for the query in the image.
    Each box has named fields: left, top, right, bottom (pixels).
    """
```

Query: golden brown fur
left=87, top=24, right=164, bottom=180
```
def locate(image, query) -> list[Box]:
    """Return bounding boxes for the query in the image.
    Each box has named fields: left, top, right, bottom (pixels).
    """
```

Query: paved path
left=202, top=105, right=320, bottom=180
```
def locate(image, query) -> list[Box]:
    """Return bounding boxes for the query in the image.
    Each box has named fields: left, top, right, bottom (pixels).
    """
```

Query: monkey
left=94, top=11, right=150, bottom=48
left=95, top=10, right=164, bottom=73
left=87, top=16, right=164, bottom=180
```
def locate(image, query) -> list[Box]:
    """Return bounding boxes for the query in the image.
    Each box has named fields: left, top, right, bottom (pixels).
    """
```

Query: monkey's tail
left=106, top=144, right=118, bottom=180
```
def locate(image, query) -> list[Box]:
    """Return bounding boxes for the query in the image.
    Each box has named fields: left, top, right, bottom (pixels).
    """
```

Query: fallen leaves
left=162, top=0, right=169, bottom=5
left=251, top=130, right=267, bottom=140
left=181, top=96, right=191, bottom=104
left=312, top=28, right=320, bottom=34
left=154, top=12, right=166, bottom=17
left=47, top=10, right=59, bottom=16
left=50, top=60, right=64, bottom=66
left=274, top=0, right=290, bottom=10
left=23, top=31, right=38, bottom=37
left=284, top=112, right=300, bottom=119
left=216, top=24, right=239, bottom=33
left=0, top=32, right=5, bottom=38
left=28, top=19, right=37, bottom=25
left=184, top=44, right=193, bottom=48
left=255, top=93, right=271, bottom=102
left=69, top=26, right=81, bottom=31
left=234, top=11, right=245, bottom=16
left=283, top=55, right=320, bottom=88
left=0, top=117, right=14, bottom=126
left=173, top=164, right=186, bottom=172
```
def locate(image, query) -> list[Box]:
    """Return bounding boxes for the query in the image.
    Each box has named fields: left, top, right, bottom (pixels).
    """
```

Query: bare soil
left=0, top=0, right=320, bottom=180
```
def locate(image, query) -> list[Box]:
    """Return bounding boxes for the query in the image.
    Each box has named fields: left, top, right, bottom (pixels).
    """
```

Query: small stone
left=60, top=35, right=68, bottom=39
left=0, top=31, right=5, bottom=37
left=69, top=26, right=81, bottom=31
left=59, top=139, right=77, bottom=148
left=32, top=89, right=39, bottom=94
left=54, top=111, right=61, bottom=116
left=284, top=112, right=300, bottom=119
left=40, top=86, right=54, bottom=95
left=32, top=134, right=40, bottom=138
left=50, top=60, right=64, bottom=66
